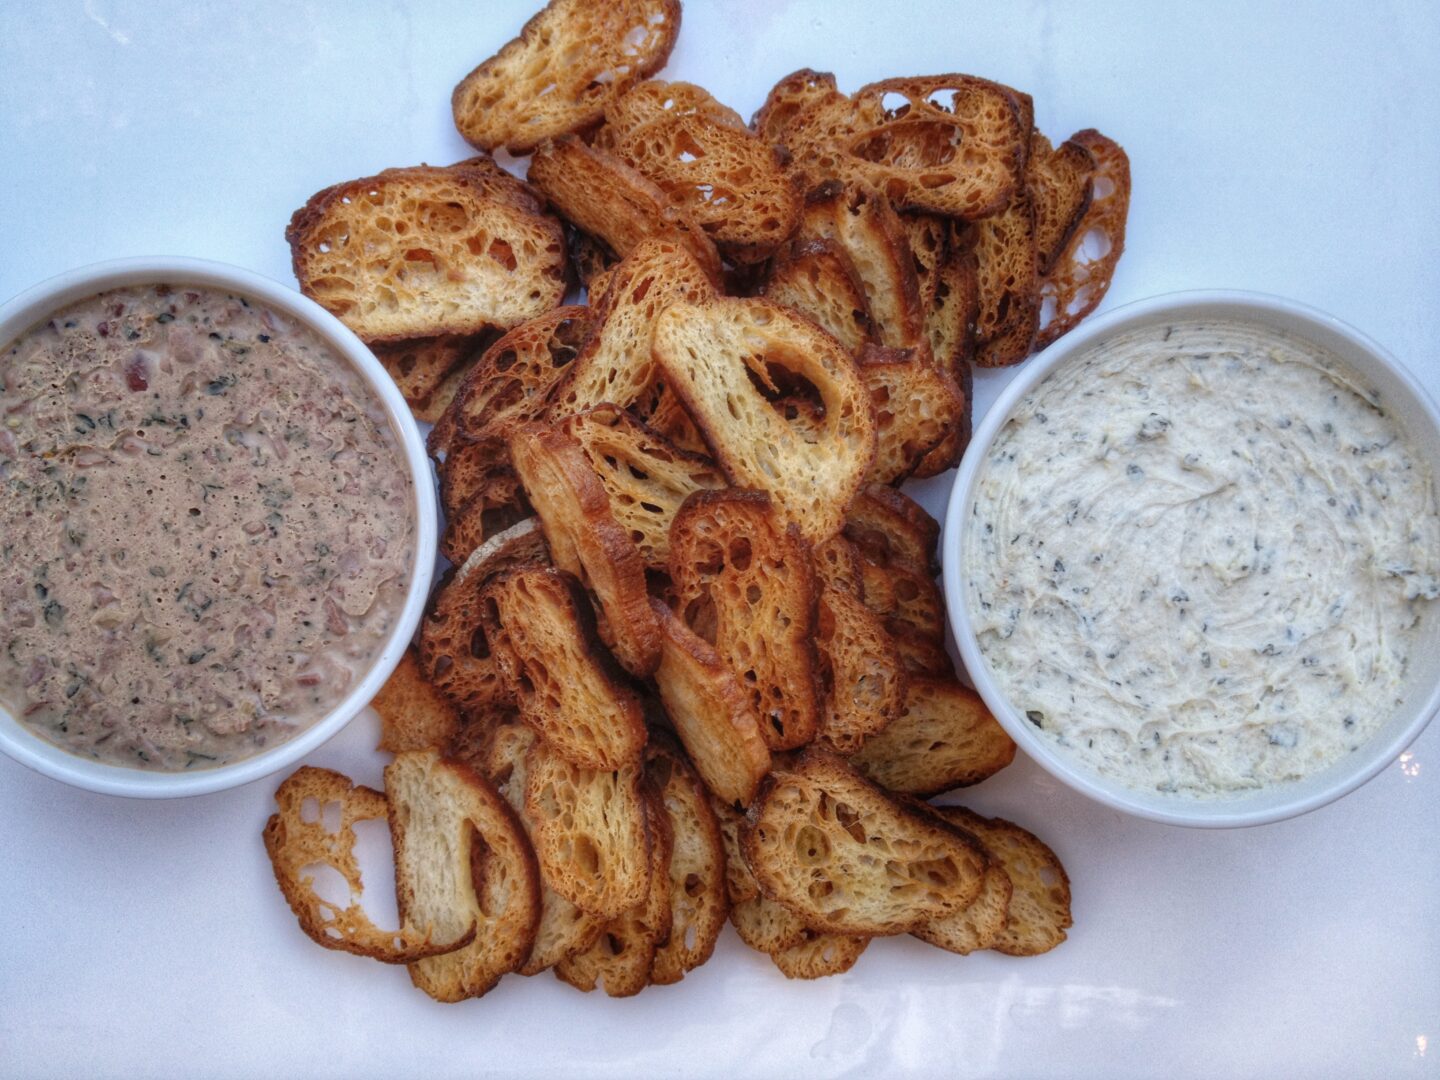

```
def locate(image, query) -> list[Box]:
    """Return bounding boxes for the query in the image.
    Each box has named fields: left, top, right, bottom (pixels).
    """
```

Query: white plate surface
left=1, top=2, right=1437, bottom=1077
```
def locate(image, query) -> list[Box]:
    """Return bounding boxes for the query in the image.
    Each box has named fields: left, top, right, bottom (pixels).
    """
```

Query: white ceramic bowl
left=0, top=257, right=437, bottom=798
left=944, top=290, right=1440, bottom=827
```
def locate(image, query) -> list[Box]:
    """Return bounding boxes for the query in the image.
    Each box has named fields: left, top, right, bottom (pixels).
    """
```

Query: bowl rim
left=0, top=256, right=437, bottom=798
left=943, top=288, right=1440, bottom=828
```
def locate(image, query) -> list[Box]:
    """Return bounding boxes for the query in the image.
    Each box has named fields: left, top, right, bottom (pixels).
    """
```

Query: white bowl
left=943, top=290, right=1440, bottom=827
left=0, top=257, right=437, bottom=798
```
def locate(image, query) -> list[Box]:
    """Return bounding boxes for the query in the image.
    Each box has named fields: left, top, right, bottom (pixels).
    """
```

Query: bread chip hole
left=487, top=238, right=518, bottom=271
left=925, top=89, right=959, bottom=113
left=880, top=91, right=911, bottom=120
left=299, top=797, right=321, bottom=825
left=1077, top=228, right=1111, bottom=264
left=303, top=862, right=352, bottom=912
left=728, top=537, right=753, bottom=572
left=686, top=592, right=719, bottom=641
left=574, top=835, right=601, bottom=878
left=1093, top=175, right=1117, bottom=200
left=605, top=931, right=626, bottom=956
left=683, top=872, right=703, bottom=898
left=796, top=824, right=831, bottom=864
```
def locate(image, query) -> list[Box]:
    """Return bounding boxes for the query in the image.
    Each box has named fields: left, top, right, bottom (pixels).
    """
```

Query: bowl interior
left=0, top=258, right=437, bottom=797
left=945, top=291, right=1440, bottom=827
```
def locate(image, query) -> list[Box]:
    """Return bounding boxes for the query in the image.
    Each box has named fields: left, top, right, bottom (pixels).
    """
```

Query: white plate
left=1, top=2, right=1436, bottom=1077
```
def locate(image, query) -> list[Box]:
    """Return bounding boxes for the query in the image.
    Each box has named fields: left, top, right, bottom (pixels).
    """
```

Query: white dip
left=964, top=319, right=1440, bottom=796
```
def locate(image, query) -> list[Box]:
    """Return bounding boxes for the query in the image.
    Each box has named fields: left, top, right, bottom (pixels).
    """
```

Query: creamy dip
left=0, top=285, right=415, bottom=770
left=965, top=319, right=1440, bottom=796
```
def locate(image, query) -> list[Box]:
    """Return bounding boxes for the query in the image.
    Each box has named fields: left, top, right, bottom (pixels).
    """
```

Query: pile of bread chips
left=266, top=0, right=1122, bottom=1001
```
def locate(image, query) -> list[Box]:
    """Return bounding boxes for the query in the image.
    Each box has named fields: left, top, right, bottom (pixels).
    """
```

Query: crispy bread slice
left=543, top=236, right=717, bottom=420
left=440, top=482, right=534, bottom=565
left=372, top=334, right=487, bottom=424
left=286, top=162, right=567, bottom=343
left=651, top=600, right=772, bottom=806
left=911, top=804, right=1013, bottom=956
left=669, top=490, right=822, bottom=750
left=451, top=0, right=681, bottom=154
left=780, top=75, right=1026, bottom=219
left=569, top=229, right=617, bottom=294
left=373, top=646, right=462, bottom=755
left=527, top=137, right=723, bottom=284
left=436, top=431, right=527, bottom=522
left=888, top=622, right=955, bottom=678
left=709, top=793, right=760, bottom=905
left=770, top=929, right=869, bottom=980
left=730, top=894, right=809, bottom=954
left=1035, top=130, right=1130, bottom=351
left=385, top=751, right=542, bottom=1002
left=429, top=306, right=593, bottom=458
left=554, top=786, right=673, bottom=996
left=913, top=243, right=978, bottom=477
left=857, top=342, right=965, bottom=484
left=742, top=748, right=987, bottom=936
left=263, top=767, right=476, bottom=964
left=761, top=238, right=874, bottom=354
left=849, top=678, right=1016, bottom=796
left=752, top=68, right=839, bottom=145
left=973, top=190, right=1039, bottom=368
left=479, top=567, right=647, bottom=770
left=647, top=735, right=729, bottom=984
left=652, top=297, right=876, bottom=542
left=602, top=81, right=800, bottom=264
left=524, top=738, right=651, bottom=920
left=832, top=184, right=926, bottom=349
left=480, top=721, right=605, bottom=975
left=814, top=581, right=907, bottom=755
left=509, top=420, right=662, bottom=678
left=899, top=213, right=950, bottom=314
left=418, top=519, right=550, bottom=715
left=845, top=484, right=941, bottom=576
left=858, top=560, right=946, bottom=644
left=1028, top=133, right=1095, bottom=275
left=933, top=806, right=1072, bottom=956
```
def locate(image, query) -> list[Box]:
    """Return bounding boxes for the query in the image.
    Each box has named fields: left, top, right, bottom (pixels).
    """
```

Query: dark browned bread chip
left=742, top=748, right=988, bottom=936
left=844, top=484, right=941, bottom=577
left=1035, top=129, right=1130, bottom=351
left=371, top=334, right=488, bottom=424
left=373, top=647, right=462, bottom=755
left=286, top=162, right=567, bottom=343
left=451, top=0, right=682, bottom=155
left=911, top=804, right=1014, bottom=955
left=814, top=579, right=907, bottom=755
left=752, top=68, right=838, bottom=144
left=436, top=431, right=528, bottom=523
left=761, top=238, right=874, bottom=354
left=856, top=342, right=965, bottom=484
left=386, top=751, right=543, bottom=1001
left=709, top=792, right=760, bottom=905
left=1027, top=132, right=1096, bottom=275
left=669, top=490, right=822, bottom=750
left=849, top=677, right=1016, bottom=796
left=973, top=190, right=1039, bottom=368
left=263, top=766, right=476, bottom=964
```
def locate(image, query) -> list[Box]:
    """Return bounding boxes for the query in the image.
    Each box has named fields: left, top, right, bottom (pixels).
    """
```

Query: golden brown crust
left=856, top=342, right=965, bottom=484
left=769, top=928, right=870, bottom=979
left=373, top=647, right=463, bottom=755
left=752, top=68, right=838, bottom=145
left=911, top=804, right=1014, bottom=955
left=814, top=581, right=907, bottom=755
left=451, top=0, right=682, bottom=155
left=709, top=792, right=761, bottom=905
left=371, top=334, right=488, bottom=424
left=761, top=238, right=875, bottom=355
left=1027, top=133, right=1096, bottom=275
left=263, top=767, right=477, bottom=964
left=973, top=189, right=1039, bottom=368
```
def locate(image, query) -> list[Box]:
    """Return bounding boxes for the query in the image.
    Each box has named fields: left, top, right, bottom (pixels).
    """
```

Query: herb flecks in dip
left=0, top=285, right=415, bottom=770
left=964, top=319, right=1440, bottom=796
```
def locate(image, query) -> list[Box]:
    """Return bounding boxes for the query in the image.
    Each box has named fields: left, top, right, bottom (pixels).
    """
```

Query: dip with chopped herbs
left=0, top=284, right=415, bottom=770
left=964, top=319, right=1440, bottom=795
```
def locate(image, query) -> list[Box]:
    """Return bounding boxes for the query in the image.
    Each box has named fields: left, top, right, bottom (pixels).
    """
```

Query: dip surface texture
left=965, top=319, right=1440, bottom=796
left=0, top=285, right=415, bottom=770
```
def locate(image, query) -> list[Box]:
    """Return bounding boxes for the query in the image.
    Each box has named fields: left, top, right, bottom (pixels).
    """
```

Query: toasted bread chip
left=480, top=721, right=605, bottom=974
left=1027, top=133, right=1095, bottom=275
left=973, top=190, right=1039, bottom=368
left=436, top=431, right=528, bottom=522
left=752, top=68, right=839, bottom=145
left=857, top=342, right=965, bottom=484
left=813, top=534, right=866, bottom=598
left=603, top=80, right=800, bottom=264
left=913, top=242, right=978, bottom=477
left=850, top=678, right=1016, bottom=796
left=286, top=162, right=567, bottom=343
left=730, top=894, right=809, bottom=954
left=911, top=804, right=1014, bottom=955
left=418, top=520, right=551, bottom=715
left=770, top=929, right=870, bottom=979
left=647, top=735, right=729, bottom=984
left=440, top=482, right=534, bottom=565
left=528, top=137, right=723, bottom=284
left=781, top=75, right=1026, bottom=219
left=651, top=600, right=772, bottom=806
left=709, top=793, right=760, bottom=905
left=1035, top=130, right=1130, bottom=351
left=815, top=581, right=907, bottom=755
left=372, top=334, right=487, bottom=424
left=554, top=786, right=673, bottom=997
left=899, top=214, right=950, bottom=312
left=932, top=806, right=1072, bottom=956
left=429, top=306, right=593, bottom=459
left=480, top=567, right=647, bottom=770
left=373, top=647, right=462, bottom=755
left=670, top=490, right=822, bottom=750
left=263, top=767, right=476, bottom=964
left=888, top=621, right=955, bottom=678
left=652, top=296, right=876, bottom=543
left=569, top=229, right=618, bottom=294
left=524, top=737, right=651, bottom=920
left=858, top=561, right=945, bottom=643
left=543, top=237, right=717, bottom=421
left=761, top=238, right=874, bottom=354
left=830, top=184, right=925, bottom=349
left=510, top=420, right=662, bottom=678
left=845, top=484, right=940, bottom=575
left=742, top=748, right=987, bottom=936
left=386, top=751, right=542, bottom=1001
left=451, top=0, right=681, bottom=155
